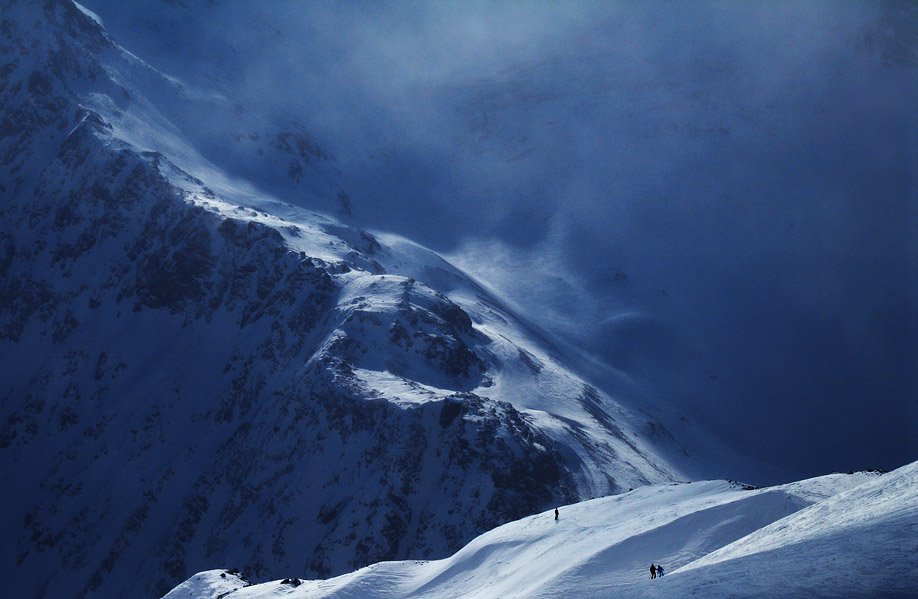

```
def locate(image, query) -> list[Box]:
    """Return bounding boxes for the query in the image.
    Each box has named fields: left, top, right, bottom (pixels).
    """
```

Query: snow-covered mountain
left=0, top=2, right=715, bottom=598
left=163, top=461, right=918, bottom=599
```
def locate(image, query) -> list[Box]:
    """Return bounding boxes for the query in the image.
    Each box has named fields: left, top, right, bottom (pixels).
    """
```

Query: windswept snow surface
left=165, top=462, right=918, bottom=599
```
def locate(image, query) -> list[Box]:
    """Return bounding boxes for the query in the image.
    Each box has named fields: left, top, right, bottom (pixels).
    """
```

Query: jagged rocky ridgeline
left=0, top=2, right=688, bottom=598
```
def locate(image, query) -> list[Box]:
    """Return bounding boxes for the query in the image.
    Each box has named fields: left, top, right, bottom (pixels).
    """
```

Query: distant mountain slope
left=0, top=2, right=698, bottom=598
left=163, top=462, right=918, bottom=599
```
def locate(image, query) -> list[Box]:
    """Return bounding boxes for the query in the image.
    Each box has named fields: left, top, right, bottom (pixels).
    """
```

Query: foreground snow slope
left=166, top=462, right=918, bottom=599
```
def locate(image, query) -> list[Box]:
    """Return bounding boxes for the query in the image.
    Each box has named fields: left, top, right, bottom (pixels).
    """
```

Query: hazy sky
left=84, top=0, right=917, bottom=484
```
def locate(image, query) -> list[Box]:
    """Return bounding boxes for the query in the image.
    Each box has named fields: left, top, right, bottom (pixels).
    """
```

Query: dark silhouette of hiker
left=554, top=508, right=559, bottom=520
left=657, top=564, right=665, bottom=577
left=650, top=563, right=656, bottom=579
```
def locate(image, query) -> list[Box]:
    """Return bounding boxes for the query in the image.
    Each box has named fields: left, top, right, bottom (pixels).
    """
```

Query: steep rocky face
left=0, top=2, right=685, bottom=598
left=1, top=0, right=112, bottom=194
left=1, top=116, right=577, bottom=598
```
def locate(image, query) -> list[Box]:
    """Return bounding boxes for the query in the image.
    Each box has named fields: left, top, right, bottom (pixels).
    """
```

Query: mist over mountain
left=0, top=1, right=723, bottom=597
left=78, top=0, right=918, bottom=482
left=1, top=2, right=915, bottom=598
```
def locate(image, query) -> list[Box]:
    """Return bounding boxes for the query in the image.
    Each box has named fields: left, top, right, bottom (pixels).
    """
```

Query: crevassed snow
left=164, top=462, right=917, bottom=599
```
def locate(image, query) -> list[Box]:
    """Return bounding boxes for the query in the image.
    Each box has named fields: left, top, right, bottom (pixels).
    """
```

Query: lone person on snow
left=554, top=508, right=559, bottom=521
left=650, top=564, right=656, bottom=579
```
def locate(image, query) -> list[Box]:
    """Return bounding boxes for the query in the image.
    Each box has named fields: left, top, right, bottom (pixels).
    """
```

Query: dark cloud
left=83, top=0, right=917, bottom=484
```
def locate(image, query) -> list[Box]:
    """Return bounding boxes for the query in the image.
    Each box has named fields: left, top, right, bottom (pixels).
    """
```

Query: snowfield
left=164, top=461, right=918, bottom=599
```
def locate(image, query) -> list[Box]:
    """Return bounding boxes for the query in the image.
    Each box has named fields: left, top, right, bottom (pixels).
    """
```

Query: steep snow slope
left=164, top=463, right=917, bottom=599
left=0, top=2, right=702, bottom=598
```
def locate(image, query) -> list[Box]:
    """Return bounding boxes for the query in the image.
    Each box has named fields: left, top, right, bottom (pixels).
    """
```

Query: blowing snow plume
left=81, top=0, right=918, bottom=482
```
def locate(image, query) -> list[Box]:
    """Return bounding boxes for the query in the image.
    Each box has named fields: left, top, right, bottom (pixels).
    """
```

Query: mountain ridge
left=161, top=462, right=918, bottom=598
left=0, top=2, right=702, bottom=597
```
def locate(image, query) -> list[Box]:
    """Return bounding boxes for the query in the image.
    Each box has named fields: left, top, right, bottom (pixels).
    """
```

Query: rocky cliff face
left=0, top=2, right=687, bottom=598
